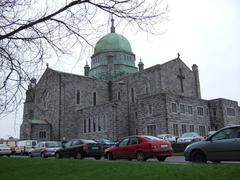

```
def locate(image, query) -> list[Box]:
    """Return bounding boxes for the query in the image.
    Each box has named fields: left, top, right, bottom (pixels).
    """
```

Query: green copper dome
left=94, top=33, right=132, bottom=55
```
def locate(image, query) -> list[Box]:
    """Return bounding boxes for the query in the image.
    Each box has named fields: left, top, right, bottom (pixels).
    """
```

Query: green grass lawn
left=0, top=157, right=240, bottom=180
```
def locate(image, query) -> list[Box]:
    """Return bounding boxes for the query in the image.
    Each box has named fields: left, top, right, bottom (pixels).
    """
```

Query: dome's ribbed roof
left=94, top=33, right=132, bottom=55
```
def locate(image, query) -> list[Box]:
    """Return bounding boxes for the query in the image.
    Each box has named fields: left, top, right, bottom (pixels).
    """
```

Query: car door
left=32, top=143, right=42, bottom=157
left=112, top=138, right=129, bottom=159
left=205, top=127, right=240, bottom=161
left=126, top=137, right=140, bottom=159
left=61, top=140, right=73, bottom=157
left=70, top=140, right=83, bottom=157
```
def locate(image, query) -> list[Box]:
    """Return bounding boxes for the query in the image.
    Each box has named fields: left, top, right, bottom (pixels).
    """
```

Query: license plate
left=91, top=147, right=99, bottom=150
left=160, top=144, right=168, bottom=148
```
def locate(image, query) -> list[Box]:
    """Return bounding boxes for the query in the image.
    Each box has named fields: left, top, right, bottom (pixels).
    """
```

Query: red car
left=104, top=135, right=173, bottom=161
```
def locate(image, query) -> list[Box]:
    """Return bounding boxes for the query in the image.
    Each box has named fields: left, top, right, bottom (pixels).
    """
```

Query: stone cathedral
left=20, top=19, right=240, bottom=141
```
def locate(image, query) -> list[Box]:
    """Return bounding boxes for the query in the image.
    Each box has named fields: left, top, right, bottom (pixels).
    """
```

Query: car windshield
left=46, top=142, right=61, bottom=147
left=81, top=140, right=96, bottom=144
left=182, top=133, right=198, bottom=138
left=143, top=136, right=161, bottom=141
left=101, top=139, right=114, bottom=144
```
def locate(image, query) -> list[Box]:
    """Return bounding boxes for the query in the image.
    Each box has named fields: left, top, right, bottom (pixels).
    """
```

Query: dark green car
left=55, top=139, right=103, bottom=160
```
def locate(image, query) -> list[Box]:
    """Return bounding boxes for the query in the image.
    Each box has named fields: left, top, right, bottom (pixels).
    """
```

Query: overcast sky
left=0, top=0, right=239, bottom=139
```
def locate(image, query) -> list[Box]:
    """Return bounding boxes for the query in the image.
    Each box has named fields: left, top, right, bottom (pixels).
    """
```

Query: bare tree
left=0, top=0, right=168, bottom=116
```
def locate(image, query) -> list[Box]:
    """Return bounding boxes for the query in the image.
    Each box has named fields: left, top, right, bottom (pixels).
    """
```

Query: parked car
left=157, top=134, right=177, bottom=143
left=177, top=132, right=204, bottom=143
left=104, top=135, right=173, bottom=161
left=29, top=141, right=62, bottom=158
left=0, top=144, right=12, bottom=157
left=15, top=140, right=37, bottom=155
left=55, top=139, right=103, bottom=160
left=184, top=125, right=240, bottom=163
left=95, top=138, right=115, bottom=150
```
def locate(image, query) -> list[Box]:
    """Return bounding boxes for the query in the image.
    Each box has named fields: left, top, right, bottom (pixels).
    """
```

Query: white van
left=15, top=140, right=37, bottom=155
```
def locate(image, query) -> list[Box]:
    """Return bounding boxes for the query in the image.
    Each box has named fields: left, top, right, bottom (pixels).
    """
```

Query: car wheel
left=75, top=152, right=83, bottom=159
left=157, top=156, right=166, bottom=161
left=55, top=152, right=62, bottom=159
left=191, top=150, right=207, bottom=163
left=106, top=153, right=114, bottom=160
left=95, top=156, right=101, bottom=160
left=41, top=152, right=46, bottom=158
left=136, top=152, right=146, bottom=162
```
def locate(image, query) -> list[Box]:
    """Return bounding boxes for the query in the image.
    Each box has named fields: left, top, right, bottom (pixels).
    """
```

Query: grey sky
left=0, top=0, right=239, bottom=138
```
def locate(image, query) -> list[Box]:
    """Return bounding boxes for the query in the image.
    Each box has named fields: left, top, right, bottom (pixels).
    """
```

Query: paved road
left=8, top=155, right=240, bottom=164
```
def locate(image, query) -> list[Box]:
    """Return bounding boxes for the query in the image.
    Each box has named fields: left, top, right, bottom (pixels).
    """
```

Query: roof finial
left=177, top=52, right=180, bottom=58
left=46, top=63, right=49, bottom=68
left=111, top=15, right=115, bottom=33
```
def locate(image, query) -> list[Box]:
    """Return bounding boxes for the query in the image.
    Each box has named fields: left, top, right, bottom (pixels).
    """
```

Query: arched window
left=88, top=118, right=91, bottom=132
left=83, top=120, right=87, bottom=133
left=76, top=90, right=80, bottom=104
left=131, top=88, right=135, bottom=103
left=118, top=91, right=121, bottom=101
left=93, top=92, right=96, bottom=106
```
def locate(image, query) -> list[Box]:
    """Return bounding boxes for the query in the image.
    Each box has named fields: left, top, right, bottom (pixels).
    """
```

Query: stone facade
left=20, top=27, right=240, bottom=141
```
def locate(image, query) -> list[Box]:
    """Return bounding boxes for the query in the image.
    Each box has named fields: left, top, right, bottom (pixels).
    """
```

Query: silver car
left=29, top=141, right=61, bottom=158
left=177, top=132, right=204, bottom=143
left=157, top=134, right=177, bottom=143
left=0, top=144, right=12, bottom=157
left=184, top=125, right=240, bottom=163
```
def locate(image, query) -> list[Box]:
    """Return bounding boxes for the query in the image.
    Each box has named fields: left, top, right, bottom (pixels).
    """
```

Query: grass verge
left=0, top=157, right=240, bottom=180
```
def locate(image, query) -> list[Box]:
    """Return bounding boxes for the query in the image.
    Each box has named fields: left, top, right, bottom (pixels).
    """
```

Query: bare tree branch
left=0, top=0, right=168, bottom=117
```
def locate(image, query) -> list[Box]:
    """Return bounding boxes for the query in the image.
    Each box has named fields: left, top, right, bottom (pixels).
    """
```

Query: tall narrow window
left=88, top=118, right=91, bottom=132
left=93, top=119, right=96, bottom=132
left=145, top=86, right=149, bottom=94
left=93, top=92, right=96, bottom=106
left=147, top=125, right=156, bottom=136
left=206, top=108, right=209, bottom=116
left=173, top=124, right=179, bottom=136
left=83, top=119, right=86, bottom=133
left=197, top=107, right=204, bottom=116
left=39, top=131, right=46, bottom=139
left=188, top=106, right=193, bottom=114
left=171, top=103, right=177, bottom=113
left=190, top=125, right=194, bottom=132
left=76, top=90, right=80, bottom=104
left=135, top=129, right=138, bottom=135
left=98, top=117, right=101, bottom=131
left=199, top=126, right=206, bottom=136
left=148, top=104, right=152, bottom=114
left=180, top=104, right=185, bottom=114
left=131, top=88, right=135, bottom=103
left=182, top=124, right=187, bottom=134
left=118, top=91, right=121, bottom=101
left=135, top=112, right=138, bottom=119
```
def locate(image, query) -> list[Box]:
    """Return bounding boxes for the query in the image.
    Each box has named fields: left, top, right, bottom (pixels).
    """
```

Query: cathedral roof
left=93, top=17, right=132, bottom=55
left=93, top=32, right=132, bottom=55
